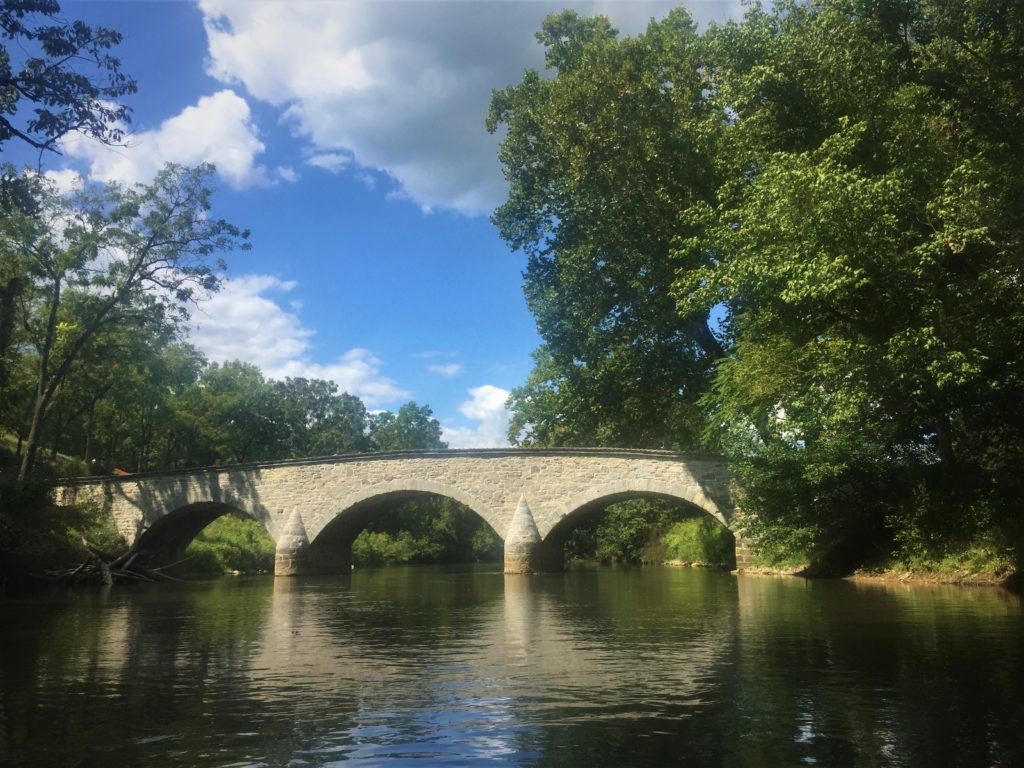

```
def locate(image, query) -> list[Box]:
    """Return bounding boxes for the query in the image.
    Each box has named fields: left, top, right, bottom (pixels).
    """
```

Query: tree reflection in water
left=0, top=569, right=1021, bottom=766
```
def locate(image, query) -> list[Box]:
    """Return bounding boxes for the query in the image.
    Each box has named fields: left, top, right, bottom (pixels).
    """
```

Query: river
left=1, top=567, right=1022, bottom=767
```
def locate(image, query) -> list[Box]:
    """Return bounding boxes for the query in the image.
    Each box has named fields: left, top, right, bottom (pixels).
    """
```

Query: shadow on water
left=730, top=575, right=1024, bottom=767
left=0, top=577, right=278, bottom=766
left=0, top=568, right=1021, bottom=767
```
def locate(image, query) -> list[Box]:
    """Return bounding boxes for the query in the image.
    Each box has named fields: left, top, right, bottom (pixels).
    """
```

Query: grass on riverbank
left=176, top=513, right=277, bottom=577
left=854, top=539, right=1018, bottom=588
left=0, top=432, right=90, bottom=479
left=743, top=530, right=1018, bottom=589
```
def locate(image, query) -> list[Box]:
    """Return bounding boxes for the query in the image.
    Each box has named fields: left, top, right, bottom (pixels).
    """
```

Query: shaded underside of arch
left=308, top=487, right=500, bottom=551
left=540, top=484, right=731, bottom=571
left=548, top=481, right=729, bottom=538
left=297, top=487, right=501, bottom=576
left=130, top=501, right=252, bottom=567
left=306, top=479, right=500, bottom=547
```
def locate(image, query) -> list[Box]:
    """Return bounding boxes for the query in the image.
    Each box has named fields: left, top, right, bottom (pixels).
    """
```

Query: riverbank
left=846, top=567, right=1021, bottom=592
left=734, top=563, right=1021, bottom=594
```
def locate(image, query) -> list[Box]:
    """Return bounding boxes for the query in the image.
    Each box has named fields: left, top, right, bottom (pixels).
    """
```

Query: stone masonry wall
left=59, top=449, right=735, bottom=572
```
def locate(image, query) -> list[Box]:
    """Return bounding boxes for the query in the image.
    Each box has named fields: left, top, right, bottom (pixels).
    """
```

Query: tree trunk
left=0, top=276, right=23, bottom=392
left=18, top=276, right=61, bottom=480
left=84, top=402, right=95, bottom=469
left=935, top=412, right=956, bottom=465
left=19, top=390, right=49, bottom=479
left=685, top=312, right=725, bottom=362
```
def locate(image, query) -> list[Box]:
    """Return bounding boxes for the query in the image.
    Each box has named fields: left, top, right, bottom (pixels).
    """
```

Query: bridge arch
left=129, top=501, right=272, bottom=569
left=304, top=478, right=500, bottom=544
left=540, top=481, right=733, bottom=571
left=299, top=482, right=503, bottom=575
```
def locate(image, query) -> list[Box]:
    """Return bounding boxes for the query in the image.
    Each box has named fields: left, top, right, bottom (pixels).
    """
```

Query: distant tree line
left=0, top=162, right=450, bottom=478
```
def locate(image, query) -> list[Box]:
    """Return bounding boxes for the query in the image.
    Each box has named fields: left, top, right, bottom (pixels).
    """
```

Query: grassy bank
left=849, top=544, right=1019, bottom=590
left=0, top=432, right=89, bottom=479
left=743, top=533, right=1019, bottom=591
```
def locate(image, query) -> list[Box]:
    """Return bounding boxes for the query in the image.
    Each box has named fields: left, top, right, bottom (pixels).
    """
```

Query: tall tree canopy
left=679, top=0, right=1024, bottom=564
left=8, top=163, right=249, bottom=478
left=493, top=0, right=1024, bottom=568
left=488, top=8, right=725, bottom=450
left=1, top=0, right=136, bottom=154
left=369, top=402, right=447, bottom=451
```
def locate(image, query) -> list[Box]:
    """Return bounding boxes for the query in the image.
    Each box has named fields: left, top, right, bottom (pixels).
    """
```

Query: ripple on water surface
left=0, top=567, right=1021, bottom=767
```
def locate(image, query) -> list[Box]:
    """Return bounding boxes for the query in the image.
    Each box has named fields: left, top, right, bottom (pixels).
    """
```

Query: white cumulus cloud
left=43, top=168, right=84, bottom=194
left=188, top=274, right=408, bottom=406
left=60, top=90, right=271, bottom=189
left=307, top=152, right=352, bottom=173
left=443, top=385, right=512, bottom=448
left=427, top=363, right=463, bottom=378
left=197, top=0, right=739, bottom=214
left=270, top=349, right=411, bottom=406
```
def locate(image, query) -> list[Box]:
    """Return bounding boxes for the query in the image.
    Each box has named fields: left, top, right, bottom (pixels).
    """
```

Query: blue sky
left=19, top=0, right=739, bottom=446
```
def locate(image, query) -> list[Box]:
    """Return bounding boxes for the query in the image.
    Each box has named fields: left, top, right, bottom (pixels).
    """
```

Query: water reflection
left=0, top=569, right=1021, bottom=767
left=734, top=576, right=1024, bottom=767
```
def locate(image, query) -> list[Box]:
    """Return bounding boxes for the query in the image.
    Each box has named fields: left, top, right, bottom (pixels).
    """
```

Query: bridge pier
left=274, top=510, right=310, bottom=576
left=732, top=533, right=755, bottom=572
left=504, top=496, right=541, bottom=574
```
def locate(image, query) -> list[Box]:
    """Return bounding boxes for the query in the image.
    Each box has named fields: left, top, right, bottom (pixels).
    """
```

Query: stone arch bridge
left=59, top=449, right=746, bottom=575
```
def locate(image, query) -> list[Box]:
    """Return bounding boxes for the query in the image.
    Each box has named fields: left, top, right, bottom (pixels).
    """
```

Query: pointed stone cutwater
left=274, top=509, right=310, bottom=576
left=504, top=495, right=541, bottom=574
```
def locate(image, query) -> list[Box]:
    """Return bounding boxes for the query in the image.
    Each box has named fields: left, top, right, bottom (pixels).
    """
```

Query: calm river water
left=1, top=567, right=1022, bottom=767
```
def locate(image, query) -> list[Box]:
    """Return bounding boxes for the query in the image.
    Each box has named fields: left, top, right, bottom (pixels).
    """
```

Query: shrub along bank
left=177, top=513, right=277, bottom=577
left=0, top=480, right=125, bottom=590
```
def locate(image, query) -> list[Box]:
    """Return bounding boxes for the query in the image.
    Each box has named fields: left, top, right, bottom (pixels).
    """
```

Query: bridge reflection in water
left=1, top=568, right=1021, bottom=766
left=256, top=570, right=737, bottom=721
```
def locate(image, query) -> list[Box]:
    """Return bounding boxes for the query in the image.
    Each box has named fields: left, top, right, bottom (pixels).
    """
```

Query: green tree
left=12, top=164, right=248, bottom=478
left=0, top=342, right=34, bottom=465
left=166, top=369, right=374, bottom=468
left=78, top=337, right=204, bottom=473
left=369, top=401, right=446, bottom=451
left=1, top=0, right=136, bottom=154
left=0, top=167, right=41, bottom=400
left=31, top=317, right=175, bottom=471
left=273, top=377, right=369, bottom=457
left=1, top=0, right=134, bottom=405
left=172, top=361, right=283, bottom=466
left=495, top=1, right=1023, bottom=571
left=677, top=0, right=1024, bottom=566
left=488, top=9, right=725, bottom=449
